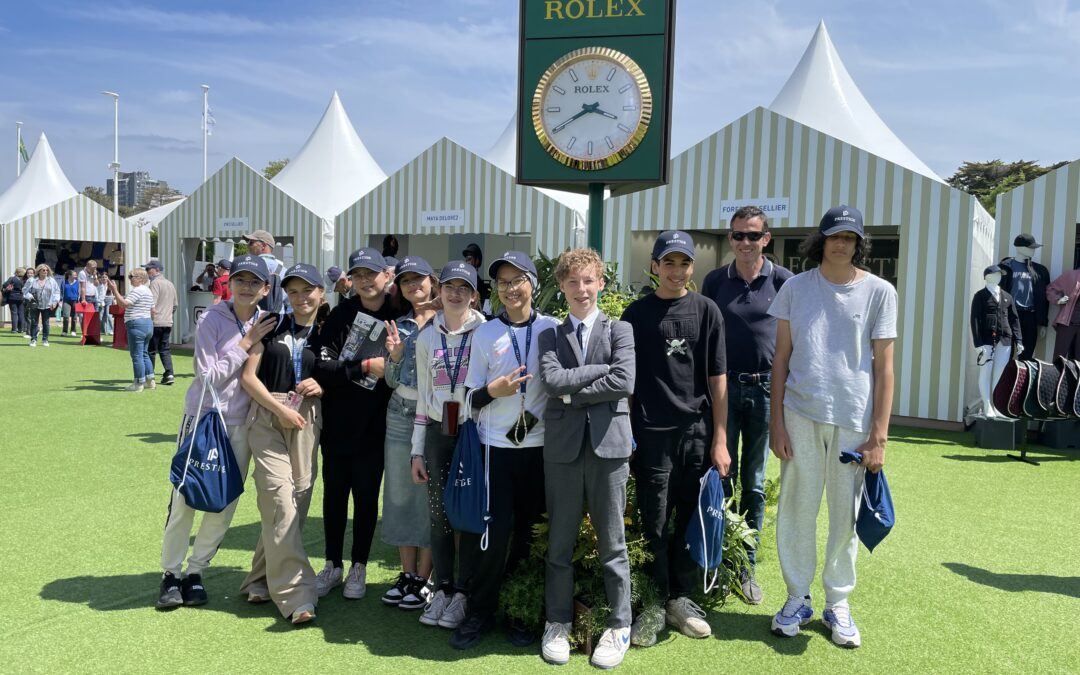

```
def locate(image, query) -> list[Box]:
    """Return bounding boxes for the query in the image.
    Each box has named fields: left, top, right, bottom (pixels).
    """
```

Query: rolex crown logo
left=586, top=63, right=599, bottom=80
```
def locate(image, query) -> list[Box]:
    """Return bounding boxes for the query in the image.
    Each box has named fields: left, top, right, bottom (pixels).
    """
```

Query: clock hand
left=592, top=107, right=619, bottom=120
left=551, top=103, right=599, bottom=134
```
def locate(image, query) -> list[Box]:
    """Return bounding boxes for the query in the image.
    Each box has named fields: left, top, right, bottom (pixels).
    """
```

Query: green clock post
left=516, top=0, right=675, bottom=252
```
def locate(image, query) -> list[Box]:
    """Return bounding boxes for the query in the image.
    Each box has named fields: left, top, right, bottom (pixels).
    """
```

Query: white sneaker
left=541, top=621, right=572, bottom=665
left=315, top=561, right=342, bottom=598
left=419, top=588, right=449, bottom=626
left=246, top=581, right=270, bottom=604
left=145, top=377, right=156, bottom=390
left=437, top=592, right=467, bottom=629
left=823, top=602, right=861, bottom=648
left=291, top=603, right=316, bottom=625
left=125, top=382, right=144, bottom=392
left=28, top=340, right=36, bottom=348
left=771, top=594, right=814, bottom=637
left=591, top=626, right=631, bottom=669
left=630, top=604, right=663, bottom=647
left=42, top=340, right=49, bottom=347
left=665, top=597, right=711, bottom=638
left=342, top=563, right=366, bottom=599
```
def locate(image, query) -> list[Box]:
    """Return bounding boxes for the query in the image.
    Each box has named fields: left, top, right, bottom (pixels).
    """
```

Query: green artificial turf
left=1, top=330, right=1078, bottom=673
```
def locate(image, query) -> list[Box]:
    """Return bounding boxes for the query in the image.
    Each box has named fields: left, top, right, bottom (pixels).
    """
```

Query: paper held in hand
left=341, top=312, right=387, bottom=390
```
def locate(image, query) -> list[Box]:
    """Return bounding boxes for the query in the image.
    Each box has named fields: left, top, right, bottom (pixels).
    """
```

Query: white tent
left=272, top=92, right=387, bottom=221
left=125, top=198, right=185, bottom=233
left=769, top=20, right=943, bottom=183
left=0, top=133, right=148, bottom=292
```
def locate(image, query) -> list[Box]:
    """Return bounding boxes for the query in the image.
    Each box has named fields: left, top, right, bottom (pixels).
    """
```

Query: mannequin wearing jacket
left=999, top=234, right=1050, bottom=360
left=1047, top=265, right=1080, bottom=359
left=971, top=267, right=1021, bottom=418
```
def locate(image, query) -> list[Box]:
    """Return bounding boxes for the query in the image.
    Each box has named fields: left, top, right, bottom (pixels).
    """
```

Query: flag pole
left=201, top=84, right=209, bottom=182
left=16, top=121, right=22, bottom=177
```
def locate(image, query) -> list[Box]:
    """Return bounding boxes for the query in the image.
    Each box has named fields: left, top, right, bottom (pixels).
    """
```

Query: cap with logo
left=1013, top=233, right=1042, bottom=249
left=651, top=230, right=696, bottom=261
left=216, top=259, right=232, bottom=271
left=282, top=263, right=324, bottom=288
left=394, top=256, right=434, bottom=281
left=142, top=259, right=163, bottom=272
left=487, top=250, right=537, bottom=279
left=819, top=205, right=865, bottom=238
left=983, top=264, right=1003, bottom=277
left=440, top=260, right=478, bottom=290
left=230, top=254, right=270, bottom=282
left=245, top=229, right=276, bottom=247
left=347, top=248, right=387, bottom=274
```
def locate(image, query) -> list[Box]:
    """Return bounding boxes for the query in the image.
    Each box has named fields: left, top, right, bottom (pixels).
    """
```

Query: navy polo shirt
left=701, top=259, right=793, bottom=375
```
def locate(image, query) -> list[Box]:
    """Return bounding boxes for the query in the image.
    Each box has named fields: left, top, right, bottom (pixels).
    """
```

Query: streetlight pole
left=101, top=91, right=120, bottom=217
left=201, top=84, right=209, bottom=182
left=15, top=121, right=22, bottom=177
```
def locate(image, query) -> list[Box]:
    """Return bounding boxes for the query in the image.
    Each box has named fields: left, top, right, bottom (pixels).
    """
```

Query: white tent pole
left=201, top=84, right=209, bottom=182
left=15, top=121, right=22, bottom=177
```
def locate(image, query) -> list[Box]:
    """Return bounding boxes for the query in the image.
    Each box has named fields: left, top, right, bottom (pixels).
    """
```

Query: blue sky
left=1, top=0, right=1077, bottom=195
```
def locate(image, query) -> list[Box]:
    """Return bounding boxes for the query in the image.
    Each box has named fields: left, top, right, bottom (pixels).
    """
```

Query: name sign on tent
left=217, top=217, right=249, bottom=232
left=719, top=197, right=790, bottom=222
left=420, top=210, right=466, bottom=229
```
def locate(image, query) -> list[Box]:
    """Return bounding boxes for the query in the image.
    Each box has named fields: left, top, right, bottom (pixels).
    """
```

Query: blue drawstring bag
left=169, top=379, right=244, bottom=513
left=839, top=450, right=895, bottom=552
left=443, top=393, right=491, bottom=549
left=686, top=466, right=725, bottom=592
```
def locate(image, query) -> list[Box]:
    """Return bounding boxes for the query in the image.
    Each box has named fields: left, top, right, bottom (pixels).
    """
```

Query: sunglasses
left=730, top=231, right=766, bottom=242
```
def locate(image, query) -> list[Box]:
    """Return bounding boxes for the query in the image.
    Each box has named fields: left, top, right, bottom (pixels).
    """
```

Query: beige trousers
left=240, top=394, right=321, bottom=618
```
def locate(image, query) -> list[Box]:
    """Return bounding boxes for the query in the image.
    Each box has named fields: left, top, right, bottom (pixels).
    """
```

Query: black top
left=2, top=276, right=23, bottom=302
left=998, top=257, right=1051, bottom=326
left=970, top=287, right=1022, bottom=348
left=312, top=295, right=396, bottom=451
left=701, top=260, right=792, bottom=375
left=257, top=318, right=317, bottom=393
left=621, top=291, right=726, bottom=430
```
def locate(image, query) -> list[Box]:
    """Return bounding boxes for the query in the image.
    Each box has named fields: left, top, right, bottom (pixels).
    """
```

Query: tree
left=947, top=160, right=1070, bottom=216
left=262, top=158, right=289, bottom=180
left=82, top=186, right=135, bottom=218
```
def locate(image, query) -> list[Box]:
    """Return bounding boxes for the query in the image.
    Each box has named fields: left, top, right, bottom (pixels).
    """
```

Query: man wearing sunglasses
left=701, top=205, right=792, bottom=605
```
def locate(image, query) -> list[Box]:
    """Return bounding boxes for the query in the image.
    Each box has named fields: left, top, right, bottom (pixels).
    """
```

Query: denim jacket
left=384, top=311, right=423, bottom=390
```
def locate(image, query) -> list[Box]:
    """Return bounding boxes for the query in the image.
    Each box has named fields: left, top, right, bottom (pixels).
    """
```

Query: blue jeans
left=723, top=378, right=771, bottom=565
left=126, top=318, right=154, bottom=382
left=100, top=298, right=114, bottom=333
left=30, top=306, right=51, bottom=341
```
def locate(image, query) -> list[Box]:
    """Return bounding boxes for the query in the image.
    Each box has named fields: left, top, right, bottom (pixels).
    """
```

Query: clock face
left=532, top=47, right=653, bottom=171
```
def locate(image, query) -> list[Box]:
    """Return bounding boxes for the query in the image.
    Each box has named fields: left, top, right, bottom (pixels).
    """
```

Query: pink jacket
left=182, top=302, right=259, bottom=426
left=1047, top=268, right=1080, bottom=327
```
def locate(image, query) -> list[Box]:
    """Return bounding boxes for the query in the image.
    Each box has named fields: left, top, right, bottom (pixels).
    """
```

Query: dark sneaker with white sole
left=398, top=576, right=428, bottom=611
left=382, top=572, right=410, bottom=606
left=156, top=572, right=183, bottom=610
left=162, top=373, right=175, bottom=385
left=181, top=573, right=208, bottom=606
left=450, top=612, right=494, bottom=650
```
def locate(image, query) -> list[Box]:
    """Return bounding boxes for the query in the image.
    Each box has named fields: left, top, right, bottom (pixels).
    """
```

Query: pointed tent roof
left=484, top=115, right=591, bottom=214
left=271, top=92, right=387, bottom=220
left=0, top=133, right=79, bottom=223
left=769, top=21, right=943, bottom=182
left=125, top=197, right=186, bottom=232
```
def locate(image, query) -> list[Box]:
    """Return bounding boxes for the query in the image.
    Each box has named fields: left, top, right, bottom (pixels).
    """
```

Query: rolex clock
left=531, top=46, right=653, bottom=171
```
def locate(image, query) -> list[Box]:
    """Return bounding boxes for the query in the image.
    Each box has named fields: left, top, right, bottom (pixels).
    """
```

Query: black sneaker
left=162, top=373, right=175, bottom=385
left=181, top=573, right=208, bottom=606
left=398, top=575, right=428, bottom=611
left=381, top=572, right=410, bottom=606
left=450, top=612, right=494, bottom=650
left=506, top=616, right=537, bottom=647
left=156, top=572, right=183, bottom=610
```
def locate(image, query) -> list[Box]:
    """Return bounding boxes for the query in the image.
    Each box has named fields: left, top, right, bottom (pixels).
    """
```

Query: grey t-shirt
left=768, top=268, right=898, bottom=433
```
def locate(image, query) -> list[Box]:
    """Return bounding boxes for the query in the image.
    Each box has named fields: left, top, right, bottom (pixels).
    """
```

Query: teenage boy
left=452, top=251, right=560, bottom=650
left=621, top=230, right=729, bottom=644
left=537, top=248, right=636, bottom=669
left=701, top=206, right=792, bottom=604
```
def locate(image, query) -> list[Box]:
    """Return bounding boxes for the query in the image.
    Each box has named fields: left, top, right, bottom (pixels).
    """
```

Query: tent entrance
left=35, top=238, right=125, bottom=280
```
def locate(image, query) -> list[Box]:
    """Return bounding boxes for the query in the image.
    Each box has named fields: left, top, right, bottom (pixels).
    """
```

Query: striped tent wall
left=159, top=157, right=328, bottom=344
left=337, top=137, right=577, bottom=257
left=2, top=194, right=150, bottom=277
left=604, top=106, right=994, bottom=423
left=995, top=159, right=1080, bottom=364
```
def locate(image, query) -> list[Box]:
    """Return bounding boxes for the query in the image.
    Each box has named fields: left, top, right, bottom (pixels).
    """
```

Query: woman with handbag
left=24, top=264, right=60, bottom=347
left=408, top=261, right=486, bottom=629
left=154, top=254, right=278, bottom=610
left=238, top=263, right=329, bottom=625
left=109, top=268, right=157, bottom=392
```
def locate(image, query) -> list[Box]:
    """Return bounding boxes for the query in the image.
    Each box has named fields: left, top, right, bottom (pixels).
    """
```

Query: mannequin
left=999, top=233, right=1051, bottom=360
left=971, top=266, right=1021, bottom=417
left=1047, top=262, right=1080, bottom=359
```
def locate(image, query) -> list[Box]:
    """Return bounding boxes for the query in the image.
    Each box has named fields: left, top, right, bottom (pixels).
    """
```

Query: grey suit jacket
left=538, top=312, right=636, bottom=462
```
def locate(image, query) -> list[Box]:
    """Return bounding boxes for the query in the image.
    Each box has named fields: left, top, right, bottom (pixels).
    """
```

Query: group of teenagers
left=156, top=203, right=896, bottom=669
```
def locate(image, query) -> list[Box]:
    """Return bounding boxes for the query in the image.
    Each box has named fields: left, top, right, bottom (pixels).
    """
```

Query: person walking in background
left=61, top=270, right=80, bottom=337
left=3, top=267, right=25, bottom=334
left=78, top=260, right=99, bottom=332
left=21, top=266, right=34, bottom=337
left=211, top=260, right=232, bottom=305
left=24, top=264, right=60, bottom=348
left=145, top=261, right=178, bottom=385
left=97, top=272, right=114, bottom=335
left=109, top=268, right=157, bottom=392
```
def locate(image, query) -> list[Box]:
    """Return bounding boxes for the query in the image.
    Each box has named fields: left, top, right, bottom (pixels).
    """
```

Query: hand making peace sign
left=384, top=320, right=405, bottom=363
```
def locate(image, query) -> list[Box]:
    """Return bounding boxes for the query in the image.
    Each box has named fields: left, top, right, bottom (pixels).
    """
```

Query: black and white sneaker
left=381, top=572, right=410, bottom=606
left=156, top=572, right=183, bottom=610
left=399, top=575, right=428, bottom=611
left=181, top=573, right=208, bottom=606
left=162, top=373, right=175, bottom=385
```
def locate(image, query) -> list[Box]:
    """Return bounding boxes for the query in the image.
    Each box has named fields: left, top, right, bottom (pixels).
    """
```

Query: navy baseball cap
left=819, top=205, right=865, bottom=238
left=384, top=255, right=399, bottom=270
left=282, top=263, right=324, bottom=288
left=488, top=250, right=536, bottom=278
left=347, top=248, right=386, bottom=274
left=326, top=265, right=343, bottom=283
left=983, top=264, right=1003, bottom=277
left=143, top=259, right=163, bottom=271
left=395, top=256, right=434, bottom=281
left=440, top=260, right=478, bottom=290
left=230, top=254, right=270, bottom=282
left=216, top=259, right=232, bottom=271
left=651, top=230, right=696, bottom=261
left=1013, top=233, right=1042, bottom=249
